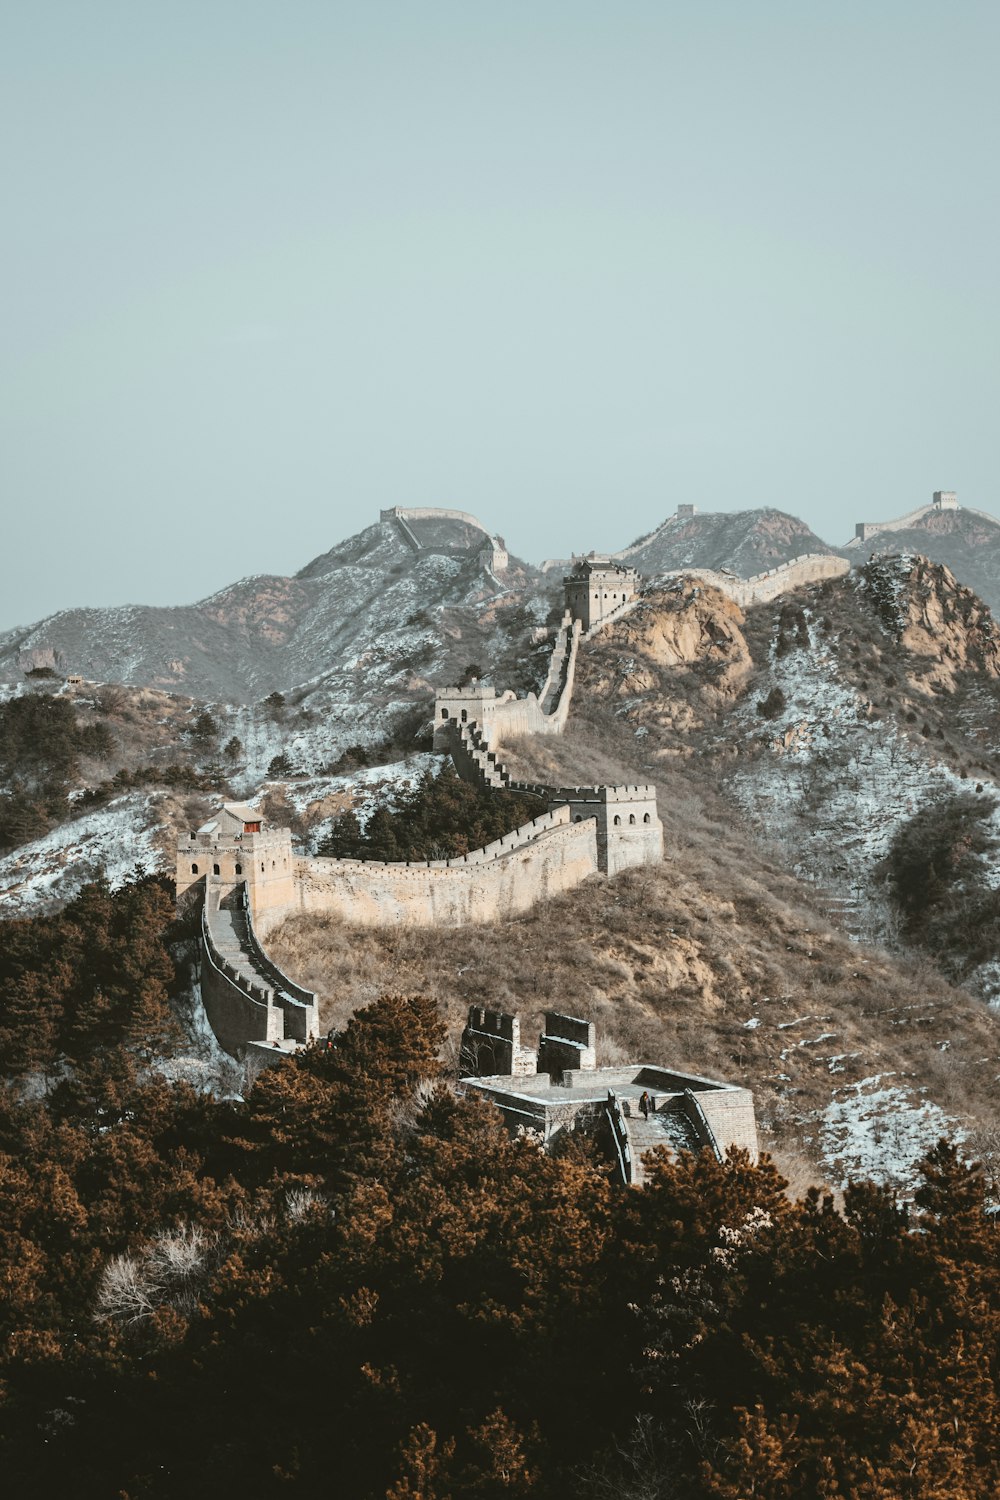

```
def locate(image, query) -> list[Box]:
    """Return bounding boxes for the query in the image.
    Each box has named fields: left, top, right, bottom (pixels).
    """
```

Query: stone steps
left=626, top=1106, right=701, bottom=1184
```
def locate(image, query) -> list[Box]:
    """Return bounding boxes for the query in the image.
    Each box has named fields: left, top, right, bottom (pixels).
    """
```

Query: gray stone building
left=564, top=554, right=639, bottom=632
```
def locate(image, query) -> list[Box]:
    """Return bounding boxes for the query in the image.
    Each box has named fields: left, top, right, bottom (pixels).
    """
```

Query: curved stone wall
left=255, top=810, right=600, bottom=933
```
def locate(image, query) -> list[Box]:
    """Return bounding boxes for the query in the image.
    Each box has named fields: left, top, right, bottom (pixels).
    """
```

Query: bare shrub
left=95, top=1223, right=215, bottom=1327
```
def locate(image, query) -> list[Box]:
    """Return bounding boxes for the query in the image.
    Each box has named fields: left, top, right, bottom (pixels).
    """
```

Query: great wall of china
left=846, top=489, right=990, bottom=547
left=174, top=511, right=906, bottom=1170
left=178, top=531, right=867, bottom=1065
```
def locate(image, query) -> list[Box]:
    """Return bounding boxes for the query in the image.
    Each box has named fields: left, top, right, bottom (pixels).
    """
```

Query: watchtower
left=550, top=784, right=663, bottom=875
left=564, top=554, right=639, bottom=632
left=176, top=803, right=295, bottom=922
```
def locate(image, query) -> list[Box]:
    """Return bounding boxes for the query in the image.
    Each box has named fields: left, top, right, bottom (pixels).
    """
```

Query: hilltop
left=616, top=505, right=835, bottom=577
left=843, top=501, right=1000, bottom=614
left=1, top=508, right=548, bottom=704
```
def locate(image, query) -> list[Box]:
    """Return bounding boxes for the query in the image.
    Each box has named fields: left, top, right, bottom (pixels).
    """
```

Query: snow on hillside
left=726, top=604, right=980, bottom=943
left=245, top=752, right=442, bottom=852
left=0, top=794, right=165, bottom=917
left=0, top=747, right=449, bottom=919
left=819, top=1075, right=966, bottom=1192
left=0, top=514, right=536, bottom=702
left=225, top=694, right=426, bottom=790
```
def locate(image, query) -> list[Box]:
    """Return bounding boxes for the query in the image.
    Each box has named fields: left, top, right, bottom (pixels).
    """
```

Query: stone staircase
left=625, top=1103, right=702, bottom=1185
left=203, top=885, right=319, bottom=1046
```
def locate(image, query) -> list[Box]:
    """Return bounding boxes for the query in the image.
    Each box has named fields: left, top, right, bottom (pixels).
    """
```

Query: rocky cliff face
left=585, top=581, right=754, bottom=732
left=577, top=557, right=1000, bottom=993
left=859, top=555, right=1000, bottom=692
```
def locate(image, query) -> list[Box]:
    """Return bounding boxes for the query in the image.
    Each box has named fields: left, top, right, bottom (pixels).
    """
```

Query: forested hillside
left=0, top=877, right=997, bottom=1498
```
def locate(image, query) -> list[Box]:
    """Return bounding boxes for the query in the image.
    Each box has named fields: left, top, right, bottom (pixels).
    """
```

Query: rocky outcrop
left=861, top=555, right=1000, bottom=693
left=586, top=583, right=755, bottom=715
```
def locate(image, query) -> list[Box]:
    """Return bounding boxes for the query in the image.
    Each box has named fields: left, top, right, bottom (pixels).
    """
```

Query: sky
left=3, top=2, right=999, bottom=629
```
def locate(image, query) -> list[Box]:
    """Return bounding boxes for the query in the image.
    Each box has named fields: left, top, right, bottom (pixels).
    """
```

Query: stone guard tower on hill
left=564, top=554, right=639, bottom=632
left=176, top=802, right=295, bottom=924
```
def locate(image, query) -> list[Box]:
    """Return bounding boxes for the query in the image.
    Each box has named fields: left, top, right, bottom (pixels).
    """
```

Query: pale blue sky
left=3, top=2, right=998, bottom=627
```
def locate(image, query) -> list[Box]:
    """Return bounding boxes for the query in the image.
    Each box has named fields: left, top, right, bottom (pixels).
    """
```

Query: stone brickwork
left=564, top=554, right=639, bottom=633
left=433, top=612, right=580, bottom=752
left=537, top=1012, right=597, bottom=1076
left=461, top=1008, right=758, bottom=1179
left=260, top=810, right=600, bottom=935
left=461, top=1008, right=536, bottom=1078
left=667, top=554, right=850, bottom=608
left=176, top=803, right=296, bottom=924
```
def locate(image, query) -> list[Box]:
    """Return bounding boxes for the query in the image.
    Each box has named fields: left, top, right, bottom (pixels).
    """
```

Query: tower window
left=213, top=863, right=221, bottom=875
left=235, top=863, right=243, bottom=875
left=613, top=815, right=621, bottom=826
left=643, top=813, right=651, bottom=824
left=191, top=863, right=199, bottom=875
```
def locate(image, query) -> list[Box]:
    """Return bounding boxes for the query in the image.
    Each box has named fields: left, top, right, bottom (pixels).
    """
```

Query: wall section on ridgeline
left=673, top=554, right=849, bottom=607
left=255, top=814, right=600, bottom=933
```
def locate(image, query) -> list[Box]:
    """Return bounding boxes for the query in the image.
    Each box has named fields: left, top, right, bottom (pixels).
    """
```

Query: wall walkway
left=201, top=884, right=319, bottom=1055
left=661, top=553, right=849, bottom=607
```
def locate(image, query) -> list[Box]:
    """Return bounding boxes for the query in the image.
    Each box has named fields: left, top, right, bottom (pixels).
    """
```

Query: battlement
left=380, top=506, right=508, bottom=570
left=461, top=1008, right=758, bottom=1176
left=564, top=554, right=640, bottom=634
left=851, top=490, right=968, bottom=547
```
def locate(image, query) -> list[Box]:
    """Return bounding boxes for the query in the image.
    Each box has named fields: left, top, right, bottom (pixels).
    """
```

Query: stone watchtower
left=564, top=554, right=639, bottom=633
left=551, top=784, right=663, bottom=875
left=176, top=803, right=295, bottom=924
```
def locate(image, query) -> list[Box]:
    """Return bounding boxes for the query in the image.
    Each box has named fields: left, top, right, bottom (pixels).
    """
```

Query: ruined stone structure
left=460, top=1007, right=758, bottom=1185
left=564, top=554, right=640, bottom=633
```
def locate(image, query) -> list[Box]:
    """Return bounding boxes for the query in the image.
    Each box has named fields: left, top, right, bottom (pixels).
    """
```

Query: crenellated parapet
left=460, top=1005, right=758, bottom=1179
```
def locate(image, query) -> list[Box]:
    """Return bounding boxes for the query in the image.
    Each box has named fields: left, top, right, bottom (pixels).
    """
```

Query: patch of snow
left=727, top=609, right=983, bottom=946
left=819, top=1076, right=966, bottom=1190
left=0, top=794, right=165, bottom=918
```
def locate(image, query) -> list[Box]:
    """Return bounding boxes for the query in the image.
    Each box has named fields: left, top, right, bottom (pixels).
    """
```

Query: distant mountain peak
left=616, top=506, right=834, bottom=579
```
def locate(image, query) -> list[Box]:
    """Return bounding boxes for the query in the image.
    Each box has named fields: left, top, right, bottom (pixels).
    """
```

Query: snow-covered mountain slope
left=616, top=507, right=835, bottom=577
left=0, top=793, right=165, bottom=917
left=576, top=557, right=1000, bottom=996
left=0, top=753, right=445, bottom=918
left=1, top=512, right=547, bottom=703
left=840, top=505, right=1000, bottom=615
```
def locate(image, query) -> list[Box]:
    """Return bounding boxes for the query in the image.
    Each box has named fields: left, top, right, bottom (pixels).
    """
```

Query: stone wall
left=461, top=1007, right=536, bottom=1077
left=177, top=825, right=296, bottom=923
left=537, top=1012, right=597, bottom=1075
left=433, top=613, right=580, bottom=752
left=669, top=553, right=849, bottom=607
left=256, top=810, right=600, bottom=934
left=199, top=903, right=283, bottom=1052
left=695, top=1086, right=760, bottom=1159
